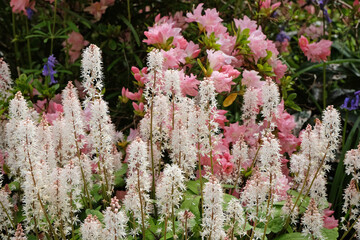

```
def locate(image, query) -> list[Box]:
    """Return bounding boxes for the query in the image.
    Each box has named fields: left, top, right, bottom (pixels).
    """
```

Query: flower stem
left=25, top=17, right=32, bottom=68
left=50, top=0, right=57, bottom=55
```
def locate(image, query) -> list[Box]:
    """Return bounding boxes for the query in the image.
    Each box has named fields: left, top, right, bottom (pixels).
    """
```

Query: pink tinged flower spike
left=37, top=116, right=57, bottom=170
left=84, top=1, right=107, bottom=22
left=0, top=186, right=14, bottom=238
left=234, top=16, right=257, bottom=33
left=242, top=87, right=262, bottom=122
left=242, top=70, right=263, bottom=88
left=147, top=49, right=164, bottom=73
left=81, top=44, right=103, bottom=105
left=62, top=82, right=87, bottom=160
left=226, top=199, right=246, bottom=237
left=81, top=215, right=103, bottom=240
left=321, top=105, right=341, bottom=157
left=88, top=98, right=117, bottom=195
left=123, top=138, right=151, bottom=232
left=344, top=144, right=360, bottom=180
left=302, top=198, right=324, bottom=240
left=12, top=224, right=26, bottom=240
left=282, top=195, right=299, bottom=225
left=261, top=78, right=280, bottom=123
left=156, top=164, right=186, bottom=216
left=102, top=197, right=128, bottom=239
left=258, top=133, right=282, bottom=174
left=163, top=69, right=182, bottom=97
left=201, top=176, right=226, bottom=239
left=342, top=179, right=360, bottom=225
left=62, top=31, right=89, bottom=63
left=5, top=92, right=32, bottom=175
left=0, top=58, right=13, bottom=100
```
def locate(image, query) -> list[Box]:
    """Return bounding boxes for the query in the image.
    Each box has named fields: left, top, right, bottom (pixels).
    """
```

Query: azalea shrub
left=0, top=1, right=360, bottom=240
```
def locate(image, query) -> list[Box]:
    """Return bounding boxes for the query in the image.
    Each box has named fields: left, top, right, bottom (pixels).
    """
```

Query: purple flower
left=341, top=91, right=360, bottom=111
left=26, top=8, right=34, bottom=20
left=276, top=31, right=290, bottom=42
left=318, top=0, right=332, bottom=23
left=42, top=55, right=58, bottom=85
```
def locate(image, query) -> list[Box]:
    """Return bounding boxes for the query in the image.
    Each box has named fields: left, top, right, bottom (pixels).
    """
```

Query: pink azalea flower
left=62, top=31, right=89, bottom=63
left=132, top=102, right=144, bottom=112
left=161, top=47, right=186, bottom=69
left=260, top=0, right=281, bottom=10
left=274, top=175, right=290, bottom=200
left=299, top=35, right=332, bottom=62
left=131, top=66, right=148, bottom=85
left=125, top=89, right=143, bottom=101
left=298, top=35, right=309, bottom=53
left=184, top=41, right=200, bottom=59
left=323, top=206, right=338, bottom=229
left=276, top=101, right=296, bottom=134
left=234, top=16, right=257, bottom=33
left=207, top=50, right=236, bottom=71
left=180, top=73, right=200, bottom=96
left=186, top=4, right=226, bottom=36
left=127, top=128, right=139, bottom=142
left=219, top=153, right=234, bottom=175
left=10, top=0, right=29, bottom=14
left=248, top=29, right=268, bottom=63
left=223, top=123, right=246, bottom=144
left=273, top=60, right=287, bottom=82
left=217, top=33, right=237, bottom=55
left=143, top=22, right=183, bottom=47
left=210, top=70, right=235, bottom=93
left=242, top=70, right=263, bottom=88
left=220, top=65, right=240, bottom=79
left=84, top=1, right=107, bottom=22
left=213, top=109, right=228, bottom=129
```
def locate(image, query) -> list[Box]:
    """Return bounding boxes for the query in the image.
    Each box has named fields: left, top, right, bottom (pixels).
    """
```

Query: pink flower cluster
left=10, top=0, right=35, bottom=16
left=84, top=0, right=115, bottom=22
left=299, top=35, right=332, bottom=63
left=62, top=31, right=89, bottom=63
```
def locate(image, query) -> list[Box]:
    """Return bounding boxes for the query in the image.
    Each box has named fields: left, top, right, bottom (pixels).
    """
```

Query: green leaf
left=273, top=232, right=304, bottom=240
left=108, top=39, right=117, bottom=50
left=181, top=193, right=201, bottom=219
left=120, top=15, right=140, bottom=46
left=8, top=181, right=20, bottom=191
left=66, top=20, right=79, bottom=32
left=186, top=180, right=201, bottom=195
left=322, top=228, right=338, bottom=240
left=223, top=193, right=237, bottom=209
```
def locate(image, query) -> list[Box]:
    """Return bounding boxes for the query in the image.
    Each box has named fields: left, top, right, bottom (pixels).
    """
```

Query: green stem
left=25, top=17, right=32, bottom=68
left=340, top=215, right=360, bottom=240
left=12, top=13, right=20, bottom=66
left=342, top=110, right=348, bottom=148
left=292, top=59, right=360, bottom=79
left=150, top=72, right=157, bottom=217
left=322, top=62, right=327, bottom=109
left=0, top=201, right=16, bottom=230
left=50, top=0, right=57, bottom=55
